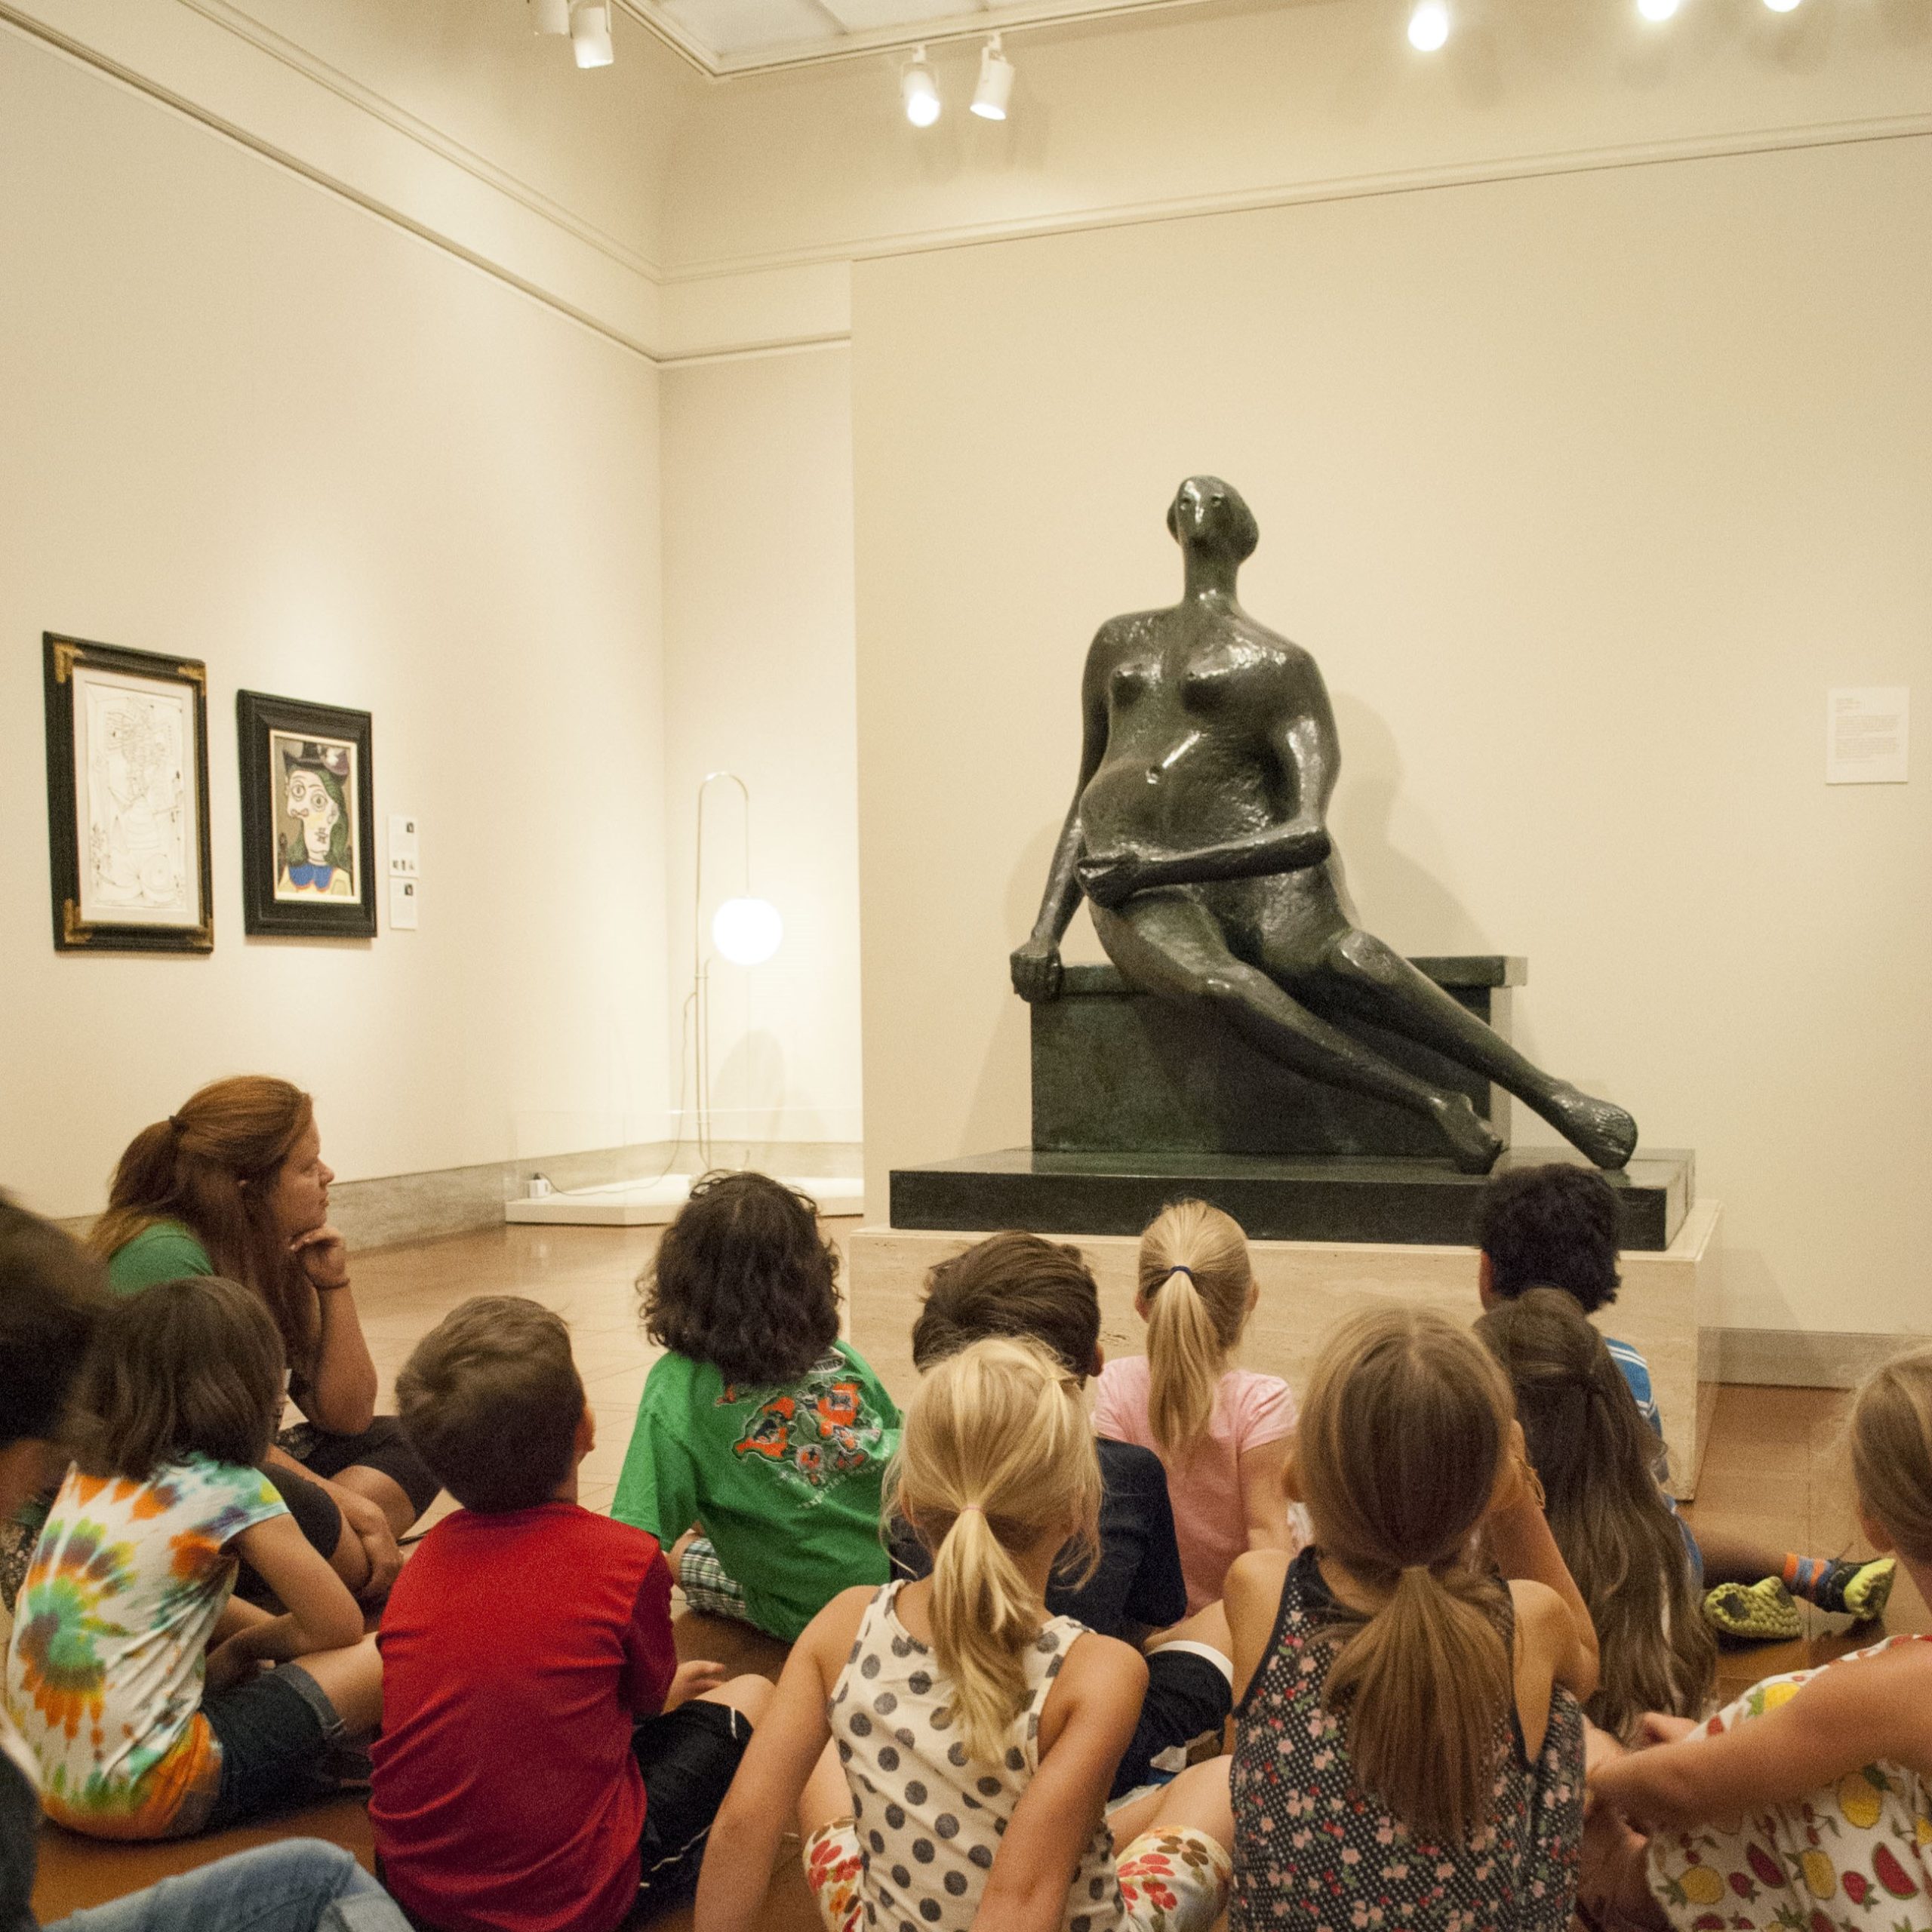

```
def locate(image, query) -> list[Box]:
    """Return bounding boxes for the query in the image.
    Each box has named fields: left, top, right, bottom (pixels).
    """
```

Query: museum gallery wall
left=851, top=134, right=1932, bottom=1340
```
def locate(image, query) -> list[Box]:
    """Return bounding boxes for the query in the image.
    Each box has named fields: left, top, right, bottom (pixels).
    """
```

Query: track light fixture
left=1637, top=0, right=1680, bottom=17
left=902, top=46, right=941, bottom=127
left=1407, top=0, right=1451, bottom=50
left=571, top=0, right=614, bottom=66
left=971, top=35, right=1015, bottom=119
left=530, top=0, right=571, bottom=33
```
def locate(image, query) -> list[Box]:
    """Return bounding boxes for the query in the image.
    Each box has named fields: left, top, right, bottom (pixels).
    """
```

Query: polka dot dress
left=1229, top=1546, right=1584, bottom=1931
left=828, top=1580, right=1124, bottom=1932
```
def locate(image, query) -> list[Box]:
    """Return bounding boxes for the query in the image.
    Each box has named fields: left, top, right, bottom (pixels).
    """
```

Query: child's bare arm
left=1226, top=1547, right=1294, bottom=1703
left=970, top=1635, right=1146, bottom=1932
left=1239, top=1440, right=1294, bottom=1555
left=220, top=1514, right=365, bottom=1663
left=1590, top=1644, right=1932, bottom=1832
left=1485, top=1424, right=1598, bottom=1702
left=694, top=1588, right=867, bottom=1932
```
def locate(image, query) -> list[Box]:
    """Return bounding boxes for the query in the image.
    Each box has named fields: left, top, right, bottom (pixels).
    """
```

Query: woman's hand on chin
left=291, top=1222, right=350, bottom=1291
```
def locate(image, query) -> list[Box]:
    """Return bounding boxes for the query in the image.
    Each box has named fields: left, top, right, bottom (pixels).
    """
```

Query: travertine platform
left=848, top=1197, right=1721, bottom=1499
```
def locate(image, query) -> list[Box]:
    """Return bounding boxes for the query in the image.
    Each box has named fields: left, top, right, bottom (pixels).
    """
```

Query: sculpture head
left=1166, top=475, right=1259, bottom=564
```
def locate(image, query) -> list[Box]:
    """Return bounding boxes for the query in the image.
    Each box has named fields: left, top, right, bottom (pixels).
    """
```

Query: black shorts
left=1111, top=1644, right=1233, bottom=1799
left=284, top=1416, right=442, bottom=1517
left=201, top=1662, right=342, bottom=1831
left=632, top=1700, right=758, bottom=1916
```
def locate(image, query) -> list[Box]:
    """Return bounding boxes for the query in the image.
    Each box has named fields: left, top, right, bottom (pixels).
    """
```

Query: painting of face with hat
left=272, top=733, right=358, bottom=900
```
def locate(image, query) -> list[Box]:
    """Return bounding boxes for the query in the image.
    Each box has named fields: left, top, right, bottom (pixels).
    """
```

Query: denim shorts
left=201, top=1662, right=343, bottom=1831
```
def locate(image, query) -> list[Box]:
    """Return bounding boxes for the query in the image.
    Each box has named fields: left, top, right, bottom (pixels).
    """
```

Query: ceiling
left=621, top=0, right=1211, bottom=73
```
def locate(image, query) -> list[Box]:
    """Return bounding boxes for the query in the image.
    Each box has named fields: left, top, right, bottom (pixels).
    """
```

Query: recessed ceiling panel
left=660, top=0, right=844, bottom=56
left=810, top=0, right=986, bottom=30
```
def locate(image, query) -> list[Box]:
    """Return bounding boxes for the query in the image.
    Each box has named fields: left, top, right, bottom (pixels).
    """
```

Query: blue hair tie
left=1164, top=1265, right=1194, bottom=1283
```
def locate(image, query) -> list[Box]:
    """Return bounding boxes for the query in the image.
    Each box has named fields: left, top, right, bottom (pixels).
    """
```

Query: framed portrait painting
left=43, top=633, right=214, bottom=953
left=237, top=691, right=377, bottom=938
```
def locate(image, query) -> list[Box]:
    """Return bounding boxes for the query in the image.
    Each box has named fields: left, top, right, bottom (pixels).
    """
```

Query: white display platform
left=508, top=1174, right=866, bottom=1226
left=849, top=1198, right=1720, bottom=1499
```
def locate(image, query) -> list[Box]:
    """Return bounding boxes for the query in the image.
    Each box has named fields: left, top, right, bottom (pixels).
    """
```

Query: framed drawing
left=43, top=633, right=214, bottom=954
left=237, top=691, right=377, bottom=939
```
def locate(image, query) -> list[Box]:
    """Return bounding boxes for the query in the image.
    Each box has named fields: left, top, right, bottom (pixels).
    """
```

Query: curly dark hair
left=1475, top=1163, right=1622, bottom=1312
left=640, top=1171, right=841, bottom=1386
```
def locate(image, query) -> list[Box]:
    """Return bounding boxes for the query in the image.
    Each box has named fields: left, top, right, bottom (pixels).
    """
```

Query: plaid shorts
left=676, top=1536, right=754, bottom=1623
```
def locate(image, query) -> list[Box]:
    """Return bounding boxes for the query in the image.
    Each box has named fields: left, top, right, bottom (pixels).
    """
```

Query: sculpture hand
left=1009, top=937, right=1064, bottom=1003
left=1075, top=846, right=1155, bottom=909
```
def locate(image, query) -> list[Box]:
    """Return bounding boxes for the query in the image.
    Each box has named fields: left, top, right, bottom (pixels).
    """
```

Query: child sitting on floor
left=1093, top=1198, right=1303, bottom=1612
left=891, top=1229, right=1232, bottom=1796
left=5, top=1274, right=380, bottom=1844
left=0, top=1195, right=408, bottom=1932
left=1586, top=1349, right=1932, bottom=1930
left=695, top=1337, right=1235, bottom=1932
left=611, top=1171, right=900, bottom=1642
left=1224, top=1306, right=1601, bottom=1931
left=372, top=1296, right=771, bottom=1932
left=1477, top=1288, right=1717, bottom=1741
left=1478, top=1161, right=1894, bottom=1641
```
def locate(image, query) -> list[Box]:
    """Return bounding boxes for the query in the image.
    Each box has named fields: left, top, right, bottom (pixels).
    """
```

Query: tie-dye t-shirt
left=4, top=1456, right=286, bottom=1837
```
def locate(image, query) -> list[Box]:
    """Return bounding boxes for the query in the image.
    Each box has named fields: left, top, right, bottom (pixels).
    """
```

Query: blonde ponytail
left=895, top=1338, right=1102, bottom=1768
left=1298, top=1307, right=1518, bottom=1844
left=1138, top=1199, right=1251, bottom=1459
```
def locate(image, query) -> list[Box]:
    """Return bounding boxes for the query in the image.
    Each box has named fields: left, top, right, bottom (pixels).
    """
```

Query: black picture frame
left=237, top=690, right=377, bottom=939
left=43, top=632, right=214, bottom=954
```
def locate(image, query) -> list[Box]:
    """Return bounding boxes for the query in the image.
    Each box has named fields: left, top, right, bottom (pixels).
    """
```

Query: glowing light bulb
left=712, top=898, right=783, bottom=967
left=1763, top=0, right=1801, bottom=11
left=971, top=37, right=1014, bottom=119
left=1638, top=0, right=1679, bottom=20
left=902, top=48, right=940, bottom=126
left=1408, top=0, right=1451, bottom=51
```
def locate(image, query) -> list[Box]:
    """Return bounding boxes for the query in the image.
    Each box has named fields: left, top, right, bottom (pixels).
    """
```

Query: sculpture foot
left=1543, top=1082, right=1638, bottom=1171
left=1429, top=1095, right=1504, bottom=1175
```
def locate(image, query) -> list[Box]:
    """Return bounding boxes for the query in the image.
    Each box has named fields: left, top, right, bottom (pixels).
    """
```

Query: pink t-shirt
left=1093, top=1357, right=1301, bottom=1614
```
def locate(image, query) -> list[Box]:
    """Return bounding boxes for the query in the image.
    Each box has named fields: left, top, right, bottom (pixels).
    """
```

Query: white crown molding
left=180, top=0, right=664, bottom=280
left=658, top=108, right=1932, bottom=288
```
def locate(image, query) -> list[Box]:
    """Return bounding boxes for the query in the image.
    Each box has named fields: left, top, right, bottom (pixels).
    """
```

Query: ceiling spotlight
left=1407, top=0, right=1451, bottom=50
left=571, top=1, right=614, bottom=66
left=1637, top=0, right=1679, bottom=17
left=971, top=35, right=1015, bottom=119
left=530, top=0, right=571, bottom=32
left=902, top=46, right=940, bottom=127
left=1762, top=0, right=1801, bottom=11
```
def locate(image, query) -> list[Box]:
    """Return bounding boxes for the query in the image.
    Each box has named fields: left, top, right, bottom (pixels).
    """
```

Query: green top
left=104, top=1220, right=214, bottom=1297
left=611, top=1339, right=901, bottom=1642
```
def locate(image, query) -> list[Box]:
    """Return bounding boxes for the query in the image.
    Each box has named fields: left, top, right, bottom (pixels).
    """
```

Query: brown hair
left=1297, top=1306, right=1515, bottom=1844
left=77, top=1275, right=286, bottom=1481
left=640, top=1171, right=841, bottom=1386
left=894, top=1338, right=1102, bottom=1767
left=1137, top=1198, right=1251, bottom=1459
left=397, top=1296, right=585, bottom=1513
left=0, top=1194, right=106, bottom=1451
left=912, top=1232, right=1100, bottom=1380
left=91, top=1076, right=320, bottom=1374
left=1850, top=1350, right=1932, bottom=1563
left=1475, top=1290, right=1714, bottom=1740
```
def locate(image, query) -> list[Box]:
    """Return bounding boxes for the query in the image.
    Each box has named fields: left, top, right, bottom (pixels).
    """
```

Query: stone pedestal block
left=847, top=1198, right=1721, bottom=1499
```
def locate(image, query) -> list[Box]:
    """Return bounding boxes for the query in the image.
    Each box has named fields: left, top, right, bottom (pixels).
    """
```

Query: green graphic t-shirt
left=611, top=1341, right=901, bottom=1641
left=103, top=1221, right=214, bottom=1298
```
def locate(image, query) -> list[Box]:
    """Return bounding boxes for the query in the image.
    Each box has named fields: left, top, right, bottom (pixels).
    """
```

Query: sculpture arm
left=1013, top=640, right=1112, bottom=998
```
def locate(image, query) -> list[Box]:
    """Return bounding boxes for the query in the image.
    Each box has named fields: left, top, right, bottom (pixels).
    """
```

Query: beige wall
left=660, top=347, right=864, bottom=1145
left=852, top=132, right=1932, bottom=1337
left=0, top=27, right=672, bottom=1216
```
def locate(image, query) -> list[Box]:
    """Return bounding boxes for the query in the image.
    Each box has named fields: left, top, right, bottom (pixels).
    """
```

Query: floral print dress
left=1229, top=1545, right=1585, bottom=1930
left=1646, top=1635, right=1932, bottom=1930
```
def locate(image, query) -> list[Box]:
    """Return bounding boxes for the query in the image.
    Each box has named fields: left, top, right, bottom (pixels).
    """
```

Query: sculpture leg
left=1295, top=928, right=1638, bottom=1171
left=1092, top=895, right=1503, bottom=1173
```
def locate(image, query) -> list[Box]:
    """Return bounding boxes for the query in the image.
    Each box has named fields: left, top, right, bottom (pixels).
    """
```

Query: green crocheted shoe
left=1814, top=1555, right=1897, bottom=1622
left=1703, top=1577, right=1802, bottom=1642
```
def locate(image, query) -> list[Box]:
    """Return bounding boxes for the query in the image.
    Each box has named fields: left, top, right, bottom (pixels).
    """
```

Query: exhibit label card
left=1826, top=688, right=1909, bottom=785
left=388, top=814, right=420, bottom=876
left=389, top=876, right=419, bottom=930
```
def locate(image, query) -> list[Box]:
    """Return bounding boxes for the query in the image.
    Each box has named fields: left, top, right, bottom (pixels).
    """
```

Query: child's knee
left=702, top=1672, right=775, bottom=1724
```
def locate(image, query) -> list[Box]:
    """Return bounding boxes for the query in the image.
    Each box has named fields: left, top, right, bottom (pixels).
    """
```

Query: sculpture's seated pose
left=1010, top=477, right=1638, bottom=1176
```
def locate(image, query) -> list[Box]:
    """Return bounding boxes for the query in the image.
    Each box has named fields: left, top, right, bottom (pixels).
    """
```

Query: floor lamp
left=691, top=771, right=783, bottom=1169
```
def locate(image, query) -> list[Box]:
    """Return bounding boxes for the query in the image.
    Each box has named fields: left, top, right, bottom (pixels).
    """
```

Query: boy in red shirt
left=372, top=1297, right=771, bottom=1932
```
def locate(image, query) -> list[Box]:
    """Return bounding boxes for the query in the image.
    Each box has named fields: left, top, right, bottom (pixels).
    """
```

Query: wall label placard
left=1826, top=688, right=1909, bottom=785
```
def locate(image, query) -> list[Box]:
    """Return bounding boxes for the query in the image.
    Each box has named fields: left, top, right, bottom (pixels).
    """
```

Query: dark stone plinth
left=1032, top=958, right=1526, bottom=1160
left=889, top=1146, right=1694, bottom=1251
